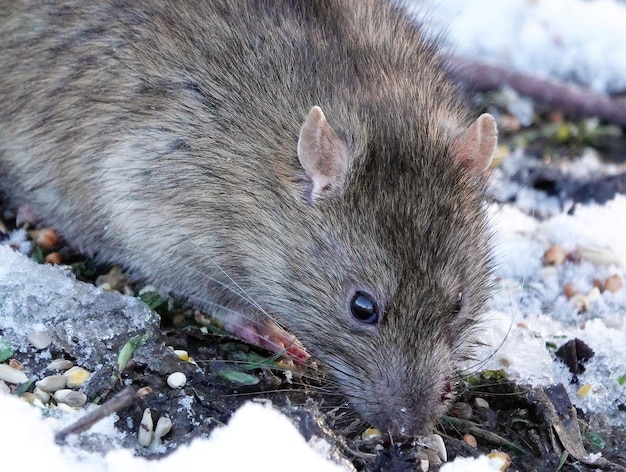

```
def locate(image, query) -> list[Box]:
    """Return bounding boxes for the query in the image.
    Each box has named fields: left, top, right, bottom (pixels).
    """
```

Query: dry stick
left=444, top=55, right=626, bottom=128
left=55, top=386, right=152, bottom=444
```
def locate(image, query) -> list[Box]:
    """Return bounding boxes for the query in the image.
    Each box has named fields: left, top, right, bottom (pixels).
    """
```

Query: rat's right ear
left=450, top=113, right=497, bottom=174
left=297, top=106, right=351, bottom=204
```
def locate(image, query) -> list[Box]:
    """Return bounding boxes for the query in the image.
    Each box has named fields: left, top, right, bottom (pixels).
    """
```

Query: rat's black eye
left=350, top=292, right=379, bottom=324
left=453, top=292, right=464, bottom=315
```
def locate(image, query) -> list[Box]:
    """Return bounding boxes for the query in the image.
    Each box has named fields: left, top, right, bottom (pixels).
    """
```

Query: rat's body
left=0, top=0, right=496, bottom=436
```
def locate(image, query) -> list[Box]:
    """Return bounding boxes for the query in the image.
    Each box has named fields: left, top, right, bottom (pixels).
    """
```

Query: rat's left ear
left=297, top=106, right=351, bottom=204
left=450, top=113, right=498, bottom=174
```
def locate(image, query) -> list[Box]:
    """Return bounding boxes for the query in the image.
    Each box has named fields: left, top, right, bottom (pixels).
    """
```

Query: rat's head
left=274, top=106, right=497, bottom=437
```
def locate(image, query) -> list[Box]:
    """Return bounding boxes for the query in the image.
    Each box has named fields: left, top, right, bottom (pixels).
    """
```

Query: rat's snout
left=364, top=373, right=452, bottom=439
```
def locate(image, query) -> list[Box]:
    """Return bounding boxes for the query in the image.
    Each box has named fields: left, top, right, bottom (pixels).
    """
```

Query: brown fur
left=0, top=0, right=493, bottom=436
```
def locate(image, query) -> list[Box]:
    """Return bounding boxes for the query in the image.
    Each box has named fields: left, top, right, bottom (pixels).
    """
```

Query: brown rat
left=0, top=0, right=497, bottom=436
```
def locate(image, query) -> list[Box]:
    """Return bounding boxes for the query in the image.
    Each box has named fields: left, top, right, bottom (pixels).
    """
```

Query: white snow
left=0, top=394, right=345, bottom=472
left=2, top=1, right=626, bottom=471
left=408, top=0, right=626, bottom=93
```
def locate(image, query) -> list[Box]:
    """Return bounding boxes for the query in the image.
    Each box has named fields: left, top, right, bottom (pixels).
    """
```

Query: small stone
left=28, top=331, right=52, bottom=350
left=138, top=408, right=154, bottom=447
left=167, top=372, right=187, bottom=389
left=0, top=363, right=28, bottom=384
left=543, top=245, right=567, bottom=266
left=605, top=274, right=623, bottom=293
left=36, top=374, right=67, bottom=393
left=47, top=359, right=74, bottom=371
left=64, top=366, right=90, bottom=387
left=463, top=434, right=477, bottom=447
left=54, top=389, right=87, bottom=407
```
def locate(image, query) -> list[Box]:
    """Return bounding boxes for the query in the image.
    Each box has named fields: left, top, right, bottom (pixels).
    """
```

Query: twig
left=55, top=386, right=152, bottom=444
left=444, top=55, right=626, bottom=127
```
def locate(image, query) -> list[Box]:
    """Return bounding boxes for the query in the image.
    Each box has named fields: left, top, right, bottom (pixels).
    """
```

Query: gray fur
left=0, top=0, right=491, bottom=435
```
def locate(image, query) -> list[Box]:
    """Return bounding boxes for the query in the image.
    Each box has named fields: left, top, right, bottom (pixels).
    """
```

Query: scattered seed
left=64, top=366, right=90, bottom=388
left=423, top=449, right=441, bottom=467
left=587, top=286, right=601, bottom=302
left=566, top=250, right=582, bottom=264
left=463, top=434, right=477, bottom=447
left=96, top=266, right=130, bottom=292
left=516, top=322, right=528, bottom=329
left=173, top=350, right=189, bottom=362
left=0, top=363, right=28, bottom=384
left=138, top=408, right=154, bottom=447
left=474, top=397, right=490, bottom=409
left=30, top=228, right=59, bottom=248
left=8, top=358, right=23, bottom=370
left=577, top=383, right=592, bottom=396
left=592, top=278, right=605, bottom=292
left=36, top=374, right=67, bottom=393
left=563, top=282, right=579, bottom=299
left=21, top=392, right=40, bottom=404
left=577, top=246, right=621, bottom=266
left=488, top=451, right=511, bottom=471
left=45, top=252, right=63, bottom=265
left=47, top=359, right=74, bottom=371
left=33, top=386, right=51, bottom=403
left=28, top=331, right=52, bottom=350
left=543, top=245, right=567, bottom=266
left=605, top=274, right=623, bottom=293
left=361, top=428, right=381, bottom=440
left=167, top=372, right=187, bottom=389
left=570, top=293, right=590, bottom=312
left=154, top=416, right=173, bottom=441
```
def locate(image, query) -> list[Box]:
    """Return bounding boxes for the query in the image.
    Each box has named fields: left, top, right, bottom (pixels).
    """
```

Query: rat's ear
left=297, top=106, right=351, bottom=204
left=450, top=113, right=497, bottom=174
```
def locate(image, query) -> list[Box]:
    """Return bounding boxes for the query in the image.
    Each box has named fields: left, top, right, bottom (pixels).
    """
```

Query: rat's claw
left=229, top=320, right=310, bottom=363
